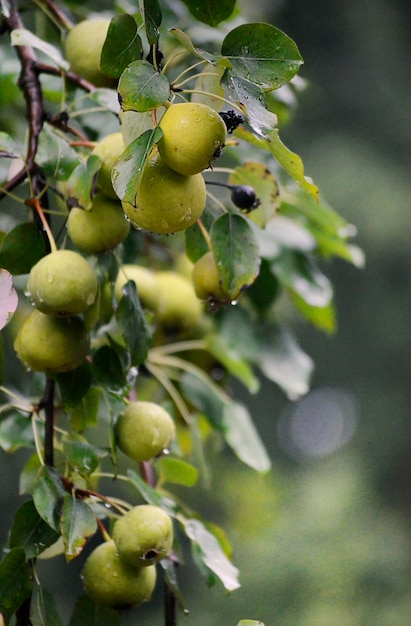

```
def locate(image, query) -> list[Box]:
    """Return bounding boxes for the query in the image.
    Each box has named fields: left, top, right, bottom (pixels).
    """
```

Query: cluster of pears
left=122, top=102, right=227, bottom=234
left=82, top=402, right=175, bottom=607
left=82, top=504, right=173, bottom=608
left=14, top=250, right=98, bottom=373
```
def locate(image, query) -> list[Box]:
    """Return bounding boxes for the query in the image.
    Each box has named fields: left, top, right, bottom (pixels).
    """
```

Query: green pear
left=113, top=505, right=173, bottom=567
left=116, top=401, right=175, bottom=462
left=65, top=18, right=113, bottom=87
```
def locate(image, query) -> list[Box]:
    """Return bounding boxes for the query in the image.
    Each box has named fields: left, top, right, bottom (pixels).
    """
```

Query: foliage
left=0, top=0, right=361, bottom=624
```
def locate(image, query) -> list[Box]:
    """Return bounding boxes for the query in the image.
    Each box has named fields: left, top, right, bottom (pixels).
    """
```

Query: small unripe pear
left=14, top=310, right=90, bottom=373
left=114, top=264, right=159, bottom=311
left=92, top=132, right=125, bottom=199
left=154, top=271, right=203, bottom=330
left=116, top=401, right=175, bottom=462
left=158, top=102, right=227, bottom=175
left=82, top=540, right=156, bottom=608
left=192, top=251, right=227, bottom=301
left=27, top=250, right=97, bottom=315
left=65, top=19, right=113, bottom=87
left=113, top=505, right=173, bottom=567
left=67, top=193, right=130, bottom=255
left=122, top=151, right=206, bottom=234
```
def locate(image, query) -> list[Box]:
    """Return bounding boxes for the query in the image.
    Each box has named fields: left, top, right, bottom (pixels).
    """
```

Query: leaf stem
left=145, top=362, right=193, bottom=425
left=178, top=89, right=243, bottom=113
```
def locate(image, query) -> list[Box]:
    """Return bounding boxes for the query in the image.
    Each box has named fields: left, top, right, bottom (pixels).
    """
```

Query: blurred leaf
left=0, top=222, right=46, bottom=275
left=0, top=548, right=33, bottom=625
left=245, top=258, right=279, bottom=312
left=160, top=559, right=187, bottom=610
left=10, top=500, right=60, bottom=559
left=217, top=306, right=260, bottom=362
left=291, top=291, right=336, bottom=333
left=206, top=333, right=260, bottom=393
left=223, top=74, right=277, bottom=139
left=229, top=162, right=280, bottom=227
left=62, top=434, right=107, bottom=476
left=118, top=60, right=170, bottom=112
left=271, top=251, right=333, bottom=308
left=185, top=206, right=215, bottom=263
left=168, top=28, right=214, bottom=61
left=221, top=23, right=303, bottom=90
left=68, top=595, right=120, bottom=626
left=184, top=519, right=240, bottom=591
left=180, top=370, right=226, bottom=430
left=111, top=127, right=162, bottom=204
left=36, top=123, right=79, bottom=181
left=255, top=324, right=314, bottom=400
left=0, top=333, right=3, bottom=385
left=59, top=495, right=97, bottom=562
left=32, top=466, right=66, bottom=532
left=254, top=215, right=316, bottom=259
left=54, top=361, right=92, bottom=408
left=191, top=61, right=227, bottom=109
left=222, top=401, right=271, bottom=472
left=156, top=457, right=199, bottom=487
left=0, top=131, right=22, bottom=157
left=127, top=470, right=182, bottom=518
left=210, top=213, right=260, bottom=300
left=69, top=387, right=101, bottom=433
left=0, top=0, right=10, bottom=17
left=92, top=345, right=127, bottom=392
left=86, top=89, right=120, bottom=114
left=33, top=586, right=63, bottom=626
left=116, top=280, right=152, bottom=365
left=180, top=0, right=236, bottom=26
left=101, top=15, right=142, bottom=78
left=11, top=29, right=69, bottom=70
left=0, top=412, right=35, bottom=452
left=139, top=0, right=162, bottom=45
left=67, top=154, right=101, bottom=210
left=19, top=453, right=42, bottom=496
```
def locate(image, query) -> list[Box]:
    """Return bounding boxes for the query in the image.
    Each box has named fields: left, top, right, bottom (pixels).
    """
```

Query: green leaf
left=68, top=595, right=120, bottom=626
left=32, top=466, right=66, bottom=532
left=255, top=324, right=314, bottom=400
left=0, top=131, right=22, bottom=157
left=116, top=280, right=152, bottom=365
left=101, top=15, right=142, bottom=79
left=160, top=559, right=187, bottom=611
left=291, top=291, right=336, bottom=334
left=180, top=370, right=226, bottom=430
left=234, top=127, right=319, bottom=202
left=185, top=206, right=215, bottom=263
left=168, top=28, right=215, bottom=62
left=210, top=213, right=260, bottom=300
left=19, top=453, right=42, bottom=496
left=271, top=251, right=333, bottom=308
left=245, top=258, right=279, bottom=312
left=0, top=222, right=46, bottom=275
left=127, top=470, right=182, bottom=518
left=11, top=28, right=69, bottom=70
left=54, top=361, right=92, bottom=408
left=62, top=434, right=107, bottom=477
left=0, top=412, right=34, bottom=452
left=156, top=457, right=199, bottom=487
left=221, top=23, right=303, bottom=90
left=228, top=161, right=280, bottom=227
left=69, top=387, right=101, bottom=433
left=111, top=127, right=162, bottom=204
left=10, top=500, right=60, bottom=559
left=32, top=586, right=64, bottom=626
left=206, top=333, right=260, bottom=393
left=59, top=495, right=97, bottom=562
left=184, top=518, right=240, bottom=591
left=222, top=401, right=271, bottom=472
left=223, top=74, right=278, bottom=139
left=180, top=0, right=236, bottom=27
left=36, top=123, right=80, bottom=181
left=0, top=548, right=33, bottom=624
left=92, top=345, right=127, bottom=392
left=118, top=60, right=170, bottom=112
left=67, top=154, right=101, bottom=210
left=139, top=0, right=162, bottom=45
left=86, top=89, right=121, bottom=115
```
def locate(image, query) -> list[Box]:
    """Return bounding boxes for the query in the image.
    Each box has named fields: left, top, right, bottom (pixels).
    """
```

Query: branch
left=38, top=378, right=55, bottom=467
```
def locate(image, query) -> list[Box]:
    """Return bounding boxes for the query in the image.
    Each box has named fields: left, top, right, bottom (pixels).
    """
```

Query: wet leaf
left=32, top=466, right=66, bottom=532
left=67, top=154, right=101, bottom=210
left=140, top=0, right=162, bottom=45
left=229, top=162, right=280, bottom=227
left=116, top=280, right=152, bottom=365
left=10, top=500, right=60, bottom=559
left=118, top=60, right=170, bottom=112
left=180, top=0, right=236, bottom=26
left=54, top=361, right=92, bottom=409
left=0, top=548, right=33, bottom=625
left=60, top=495, right=97, bottom=562
left=221, top=23, right=303, bottom=90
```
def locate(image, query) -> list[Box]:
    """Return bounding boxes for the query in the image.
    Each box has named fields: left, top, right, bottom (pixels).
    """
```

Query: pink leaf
left=0, top=269, right=18, bottom=330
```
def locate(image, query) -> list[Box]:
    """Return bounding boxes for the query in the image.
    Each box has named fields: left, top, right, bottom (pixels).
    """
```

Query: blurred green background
left=2, top=0, right=411, bottom=624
